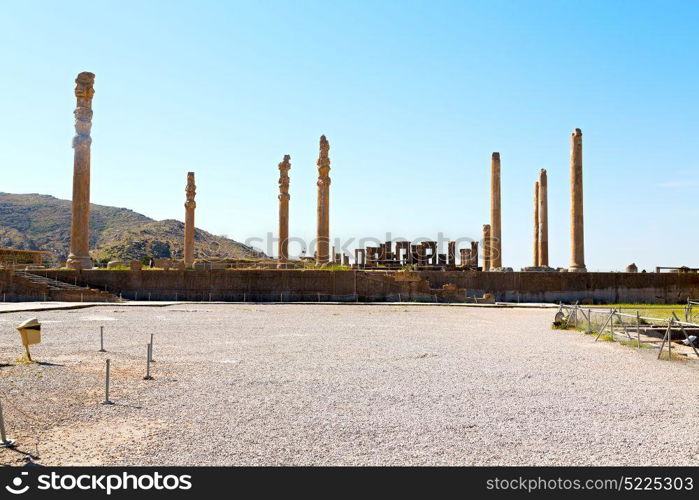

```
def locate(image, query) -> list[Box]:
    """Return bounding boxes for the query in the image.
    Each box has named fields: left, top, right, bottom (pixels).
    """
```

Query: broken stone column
left=355, top=248, right=366, bottom=268
left=277, top=155, right=291, bottom=267
left=183, top=172, right=197, bottom=267
left=570, top=128, right=586, bottom=272
left=490, top=152, right=502, bottom=269
left=482, top=224, right=491, bottom=271
left=67, top=72, right=96, bottom=270
left=538, top=169, right=549, bottom=267
left=316, top=135, right=331, bottom=265
left=533, top=181, right=539, bottom=266
left=470, top=241, right=479, bottom=269
left=448, top=241, right=456, bottom=266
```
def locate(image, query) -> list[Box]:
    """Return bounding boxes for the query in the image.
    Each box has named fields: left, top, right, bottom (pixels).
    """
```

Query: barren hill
left=0, top=193, right=264, bottom=264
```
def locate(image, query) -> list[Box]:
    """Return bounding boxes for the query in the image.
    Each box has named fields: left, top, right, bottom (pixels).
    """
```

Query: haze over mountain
left=0, top=193, right=264, bottom=264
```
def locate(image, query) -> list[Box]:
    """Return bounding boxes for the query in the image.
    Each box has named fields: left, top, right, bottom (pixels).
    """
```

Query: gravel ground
left=0, top=304, right=697, bottom=466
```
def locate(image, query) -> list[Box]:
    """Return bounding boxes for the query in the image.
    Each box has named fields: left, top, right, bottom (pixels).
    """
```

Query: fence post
left=636, top=312, right=641, bottom=348
left=595, top=310, right=614, bottom=341
left=587, top=308, right=592, bottom=333
left=671, top=312, right=699, bottom=358
left=144, top=344, right=153, bottom=380
left=149, top=333, right=155, bottom=363
left=609, top=308, right=615, bottom=339
left=99, top=325, right=106, bottom=352
left=102, top=359, right=114, bottom=405
left=0, top=399, right=15, bottom=447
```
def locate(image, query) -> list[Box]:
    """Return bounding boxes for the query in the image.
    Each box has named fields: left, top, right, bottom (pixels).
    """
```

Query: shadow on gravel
left=2, top=446, right=41, bottom=464
left=35, top=361, right=64, bottom=367
left=111, top=402, right=143, bottom=410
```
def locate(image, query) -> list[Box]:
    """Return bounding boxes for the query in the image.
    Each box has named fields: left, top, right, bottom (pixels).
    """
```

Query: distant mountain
left=0, top=193, right=265, bottom=264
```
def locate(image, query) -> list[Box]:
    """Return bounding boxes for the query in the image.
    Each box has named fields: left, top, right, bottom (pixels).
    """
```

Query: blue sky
left=1, top=0, right=697, bottom=270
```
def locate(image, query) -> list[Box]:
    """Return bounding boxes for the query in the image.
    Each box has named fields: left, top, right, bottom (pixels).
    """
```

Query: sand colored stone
left=482, top=224, right=491, bottom=272
left=66, top=72, right=95, bottom=270
left=184, top=172, right=197, bottom=267
left=533, top=181, right=539, bottom=266
left=277, top=155, right=291, bottom=266
left=316, top=135, right=331, bottom=265
left=570, top=128, right=586, bottom=271
left=538, top=169, right=548, bottom=267
left=490, top=153, right=502, bottom=269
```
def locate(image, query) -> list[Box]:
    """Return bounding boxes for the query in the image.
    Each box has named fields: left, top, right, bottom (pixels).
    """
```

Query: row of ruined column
left=63, top=70, right=586, bottom=272
left=276, top=135, right=332, bottom=267
left=483, top=128, right=586, bottom=272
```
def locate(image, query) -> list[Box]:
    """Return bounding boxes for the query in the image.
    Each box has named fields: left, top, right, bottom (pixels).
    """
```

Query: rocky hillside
left=0, top=193, right=265, bottom=264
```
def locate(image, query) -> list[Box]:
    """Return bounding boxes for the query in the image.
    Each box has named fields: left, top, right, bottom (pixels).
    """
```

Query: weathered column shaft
left=316, top=135, right=331, bottom=265
left=184, top=172, right=196, bottom=267
left=482, top=224, right=491, bottom=271
left=533, top=181, right=540, bottom=266
left=570, top=128, right=586, bottom=271
left=278, top=155, right=291, bottom=265
left=538, top=169, right=549, bottom=267
left=67, top=72, right=95, bottom=270
left=490, top=152, right=502, bottom=269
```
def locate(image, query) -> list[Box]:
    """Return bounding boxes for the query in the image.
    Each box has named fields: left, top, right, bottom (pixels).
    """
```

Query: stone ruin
left=352, top=240, right=479, bottom=270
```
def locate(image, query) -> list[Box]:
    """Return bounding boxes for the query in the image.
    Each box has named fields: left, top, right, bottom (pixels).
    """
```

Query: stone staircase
left=12, top=271, right=122, bottom=302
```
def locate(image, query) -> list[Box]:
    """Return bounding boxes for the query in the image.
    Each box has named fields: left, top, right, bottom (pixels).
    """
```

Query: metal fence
left=557, top=303, right=699, bottom=361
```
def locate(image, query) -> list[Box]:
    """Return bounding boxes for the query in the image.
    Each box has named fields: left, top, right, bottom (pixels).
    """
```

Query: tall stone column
left=316, top=135, right=331, bottom=265
left=278, top=155, right=291, bottom=267
left=490, top=152, right=502, bottom=269
left=184, top=172, right=197, bottom=267
left=482, top=224, right=491, bottom=271
left=570, top=128, right=586, bottom=271
left=533, top=181, right=539, bottom=266
left=66, top=72, right=95, bottom=270
left=538, top=169, right=549, bottom=267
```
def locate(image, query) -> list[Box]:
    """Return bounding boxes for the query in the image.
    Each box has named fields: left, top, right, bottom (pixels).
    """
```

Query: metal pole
left=658, top=322, right=670, bottom=359
left=587, top=308, right=592, bottom=333
left=0, top=402, right=15, bottom=448
left=0, top=399, right=15, bottom=447
left=595, top=311, right=613, bottom=341
left=102, top=359, right=114, bottom=405
left=636, top=311, right=641, bottom=348
left=99, top=325, right=106, bottom=352
left=144, top=344, right=153, bottom=380
left=609, top=308, right=615, bottom=339
left=149, top=333, right=155, bottom=363
left=671, top=312, right=699, bottom=358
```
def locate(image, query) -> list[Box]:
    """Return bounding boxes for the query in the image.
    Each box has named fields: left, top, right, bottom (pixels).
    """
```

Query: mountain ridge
left=0, top=192, right=264, bottom=264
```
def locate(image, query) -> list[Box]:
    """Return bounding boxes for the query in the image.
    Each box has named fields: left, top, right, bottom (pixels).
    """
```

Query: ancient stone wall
left=38, top=270, right=699, bottom=304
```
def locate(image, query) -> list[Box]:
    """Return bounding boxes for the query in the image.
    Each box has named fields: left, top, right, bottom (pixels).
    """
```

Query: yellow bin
left=17, top=317, right=41, bottom=347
